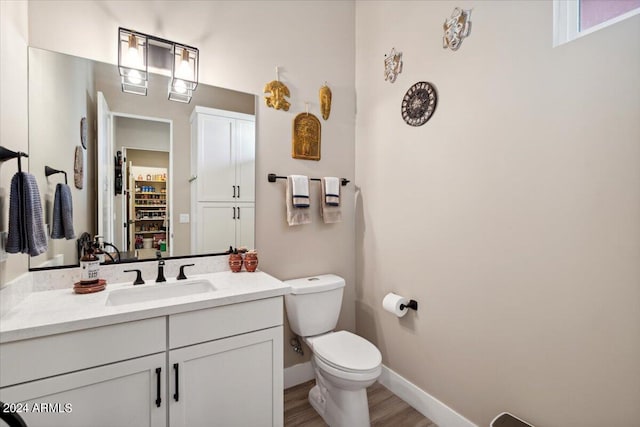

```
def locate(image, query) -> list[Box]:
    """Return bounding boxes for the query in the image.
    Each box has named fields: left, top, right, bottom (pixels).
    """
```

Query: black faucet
left=124, top=269, right=145, bottom=285
left=177, top=263, right=195, bottom=280
left=156, top=251, right=166, bottom=283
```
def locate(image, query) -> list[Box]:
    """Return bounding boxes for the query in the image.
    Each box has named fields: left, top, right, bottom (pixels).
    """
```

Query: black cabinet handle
left=155, top=367, right=162, bottom=407
left=232, top=207, right=236, bottom=219
left=233, top=185, right=236, bottom=198
left=237, top=185, right=240, bottom=198
left=173, top=363, right=180, bottom=401
left=237, top=207, right=240, bottom=220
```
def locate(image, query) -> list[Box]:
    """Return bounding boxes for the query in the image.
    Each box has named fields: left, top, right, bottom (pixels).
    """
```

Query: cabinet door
left=169, top=326, right=283, bottom=427
left=0, top=353, right=166, bottom=427
left=196, top=114, right=235, bottom=201
left=236, top=203, right=255, bottom=250
left=195, top=203, right=236, bottom=253
left=235, top=118, right=255, bottom=202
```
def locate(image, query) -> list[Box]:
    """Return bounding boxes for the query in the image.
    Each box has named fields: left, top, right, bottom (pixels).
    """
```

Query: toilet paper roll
left=383, top=292, right=409, bottom=317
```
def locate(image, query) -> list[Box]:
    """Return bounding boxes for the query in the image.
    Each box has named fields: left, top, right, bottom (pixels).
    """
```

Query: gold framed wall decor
left=292, top=113, right=321, bottom=161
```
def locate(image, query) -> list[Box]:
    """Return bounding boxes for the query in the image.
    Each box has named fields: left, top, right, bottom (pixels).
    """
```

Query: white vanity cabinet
left=0, top=353, right=167, bottom=427
left=0, top=317, right=167, bottom=427
left=168, top=297, right=283, bottom=427
left=0, top=296, right=284, bottom=427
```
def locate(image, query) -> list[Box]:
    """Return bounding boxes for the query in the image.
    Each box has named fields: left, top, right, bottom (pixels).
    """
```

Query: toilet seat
left=313, top=352, right=382, bottom=383
left=311, top=331, right=382, bottom=373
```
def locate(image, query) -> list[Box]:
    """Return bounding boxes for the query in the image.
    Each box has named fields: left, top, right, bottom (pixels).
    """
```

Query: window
left=553, top=0, right=640, bottom=46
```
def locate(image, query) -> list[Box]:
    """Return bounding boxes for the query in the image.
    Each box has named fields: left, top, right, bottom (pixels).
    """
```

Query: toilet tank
left=284, top=274, right=345, bottom=337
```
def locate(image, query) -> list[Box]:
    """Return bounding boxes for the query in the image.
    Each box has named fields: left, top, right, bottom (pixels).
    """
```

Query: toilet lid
left=312, top=331, right=381, bottom=372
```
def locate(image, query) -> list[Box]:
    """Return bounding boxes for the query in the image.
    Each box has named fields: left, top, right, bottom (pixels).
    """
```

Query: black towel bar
left=267, top=173, right=350, bottom=186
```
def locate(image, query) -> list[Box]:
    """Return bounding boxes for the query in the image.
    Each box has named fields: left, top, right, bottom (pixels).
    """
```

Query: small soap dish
left=74, top=279, right=107, bottom=294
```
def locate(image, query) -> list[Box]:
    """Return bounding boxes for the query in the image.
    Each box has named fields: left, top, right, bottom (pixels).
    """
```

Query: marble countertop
left=0, top=271, right=290, bottom=344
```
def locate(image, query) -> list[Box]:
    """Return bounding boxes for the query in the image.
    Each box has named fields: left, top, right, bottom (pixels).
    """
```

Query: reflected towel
left=321, top=177, right=342, bottom=224
left=6, top=172, right=48, bottom=256
left=51, top=183, right=76, bottom=239
left=286, top=176, right=311, bottom=226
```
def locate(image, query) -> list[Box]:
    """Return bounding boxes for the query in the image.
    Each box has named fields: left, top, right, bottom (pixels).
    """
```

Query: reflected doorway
left=111, top=114, right=173, bottom=260
left=126, top=149, right=170, bottom=258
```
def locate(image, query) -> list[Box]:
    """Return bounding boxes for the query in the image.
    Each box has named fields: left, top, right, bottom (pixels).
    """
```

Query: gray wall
left=355, top=1, right=640, bottom=426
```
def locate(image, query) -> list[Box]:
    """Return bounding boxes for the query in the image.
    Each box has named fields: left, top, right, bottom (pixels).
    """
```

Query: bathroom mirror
left=27, top=47, right=257, bottom=270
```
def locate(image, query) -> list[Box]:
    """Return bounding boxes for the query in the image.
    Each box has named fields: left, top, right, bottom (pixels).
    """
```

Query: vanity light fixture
left=118, top=28, right=148, bottom=96
left=117, top=27, right=199, bottom=103
left=169, top=43, right=199, bottom=103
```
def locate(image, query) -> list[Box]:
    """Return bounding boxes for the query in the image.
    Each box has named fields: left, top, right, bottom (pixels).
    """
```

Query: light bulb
left=174, top=79, right=187, bottom=94
left=127, top=70, right=142, bottom=85
left=176, top=49, right=192, bottom=80
left=126, top=33, right=140, bottom=67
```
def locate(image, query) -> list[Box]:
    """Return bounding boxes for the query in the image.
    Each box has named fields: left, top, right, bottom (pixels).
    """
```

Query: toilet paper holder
left=400, top=299, right=418, bottom=311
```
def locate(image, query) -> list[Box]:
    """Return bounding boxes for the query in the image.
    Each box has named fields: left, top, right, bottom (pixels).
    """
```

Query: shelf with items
left=130, top=166, right=169, bottom=253
left=134, top=232, right=168, bottom=252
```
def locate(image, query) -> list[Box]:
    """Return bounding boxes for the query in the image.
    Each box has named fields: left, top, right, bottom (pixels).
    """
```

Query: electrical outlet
left=179, top=214, right=190, bottom=224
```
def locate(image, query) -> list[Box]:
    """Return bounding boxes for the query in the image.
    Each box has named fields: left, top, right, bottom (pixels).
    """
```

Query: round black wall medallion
left=401, top=81, right=437, bottom=126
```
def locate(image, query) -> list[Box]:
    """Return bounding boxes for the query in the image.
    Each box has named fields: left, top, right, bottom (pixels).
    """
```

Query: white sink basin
left=106, top=279, right=216, bottom=306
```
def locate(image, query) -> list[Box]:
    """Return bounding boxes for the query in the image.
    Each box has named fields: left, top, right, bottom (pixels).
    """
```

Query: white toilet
left=284, top=274, right=382, bottom=427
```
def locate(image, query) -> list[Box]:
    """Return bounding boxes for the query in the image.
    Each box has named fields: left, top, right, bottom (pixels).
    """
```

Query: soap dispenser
left=80, top=241, right=100, bottom=285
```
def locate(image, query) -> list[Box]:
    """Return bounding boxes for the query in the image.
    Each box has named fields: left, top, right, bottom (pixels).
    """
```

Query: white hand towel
left=323, top=177, right=340, bottom=206
left=290, top=175, right=310, bottom=208
left=286, top=176, right=311, bottom=226
left=321, top=177, right=342, bottom=223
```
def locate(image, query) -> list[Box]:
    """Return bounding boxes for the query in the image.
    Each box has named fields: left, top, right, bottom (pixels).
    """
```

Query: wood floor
left=284, top=380, right=437, bottom=427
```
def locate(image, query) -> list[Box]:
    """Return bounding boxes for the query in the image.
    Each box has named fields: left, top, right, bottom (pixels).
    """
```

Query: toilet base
left=308, top=373, right=372, bottom=427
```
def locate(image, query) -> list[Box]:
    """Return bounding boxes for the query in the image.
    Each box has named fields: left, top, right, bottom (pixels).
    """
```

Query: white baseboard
left=379, top=365, right=477, bottom=427
left=284, top=361, right=315, bottom=389
left=284, top=362, right=477, bottom=427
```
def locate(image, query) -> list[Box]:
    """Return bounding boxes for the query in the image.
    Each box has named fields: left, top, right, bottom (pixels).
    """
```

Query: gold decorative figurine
left=292, top=111, right=321, bottom=161
left=264, top=66, right=291, bottom=111
left=319, top=83, right=332, bottom=120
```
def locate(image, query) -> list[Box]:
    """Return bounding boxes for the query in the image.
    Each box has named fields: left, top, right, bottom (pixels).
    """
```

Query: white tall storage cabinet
left=190, top=107, right=255, bottom=253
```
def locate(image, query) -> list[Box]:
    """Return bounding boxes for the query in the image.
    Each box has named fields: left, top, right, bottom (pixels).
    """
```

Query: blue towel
left=6, top=172, right=48, bottom=256
left=51, top=183, right=75, bottom=240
